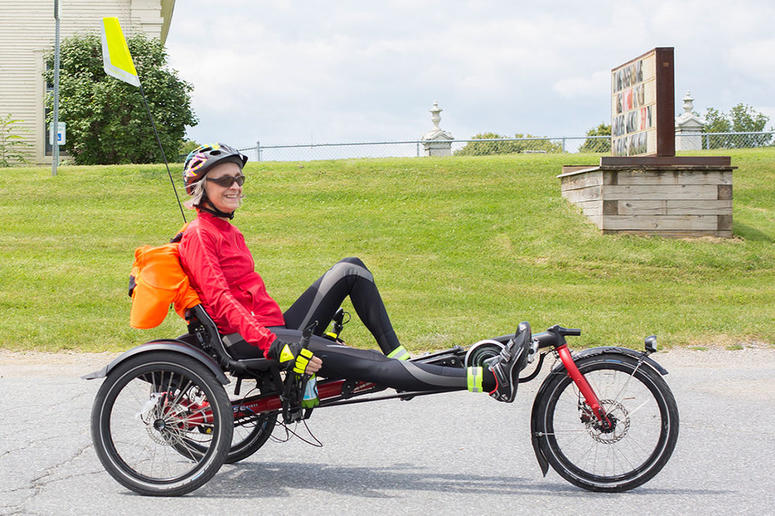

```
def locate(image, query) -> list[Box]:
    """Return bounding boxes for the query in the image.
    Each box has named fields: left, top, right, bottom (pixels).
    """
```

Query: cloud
left=726, top=39, right=775, bottom=84
left=553, top=71, right=610, bottom=99
left=165, top=1, right=775, bottom=147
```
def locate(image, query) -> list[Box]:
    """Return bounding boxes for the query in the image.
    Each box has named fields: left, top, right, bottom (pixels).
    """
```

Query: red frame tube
left=179, top=379, right=379, bottom=425
left=556, top=344, right=607, bottom=422
left=231, top=379, right=377, bottom=421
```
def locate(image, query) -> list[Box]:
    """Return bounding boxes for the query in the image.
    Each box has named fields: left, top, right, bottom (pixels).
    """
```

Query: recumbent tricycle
left=85, top=304, right=679, bottom=496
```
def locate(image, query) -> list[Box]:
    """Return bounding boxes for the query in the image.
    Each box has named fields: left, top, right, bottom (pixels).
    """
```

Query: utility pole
left=52, top=0, right=61, bottom=176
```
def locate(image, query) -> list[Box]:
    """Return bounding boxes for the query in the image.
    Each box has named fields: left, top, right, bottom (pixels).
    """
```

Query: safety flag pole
left=52, top=0, right=61, bottom=177
left=101, top=17, right=186, bottom=223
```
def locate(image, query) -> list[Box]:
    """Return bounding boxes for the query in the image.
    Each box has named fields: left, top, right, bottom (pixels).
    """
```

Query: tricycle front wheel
left=532, top=353, right=679, bottom=492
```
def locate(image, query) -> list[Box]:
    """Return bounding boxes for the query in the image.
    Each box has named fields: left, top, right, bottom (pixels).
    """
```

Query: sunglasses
left=206, top=174, right=245, bottom=188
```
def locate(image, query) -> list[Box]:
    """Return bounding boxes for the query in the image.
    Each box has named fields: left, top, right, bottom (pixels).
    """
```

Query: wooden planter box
left=559, top=156, right=734, bottom=238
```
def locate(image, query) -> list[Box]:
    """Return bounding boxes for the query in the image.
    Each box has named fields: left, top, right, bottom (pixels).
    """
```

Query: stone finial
left=422, top=101, right=453, bottom=141
left=676, top=91, right=705, bottom=126
left=430, top=101, right=442, bottom=129
left=682, top=91, right=695, bottom=114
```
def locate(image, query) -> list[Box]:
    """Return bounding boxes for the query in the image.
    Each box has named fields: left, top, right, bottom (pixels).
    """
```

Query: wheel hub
left=581, top=399, right=630, bottom=444
left=138, top=396, right=192, bottom=446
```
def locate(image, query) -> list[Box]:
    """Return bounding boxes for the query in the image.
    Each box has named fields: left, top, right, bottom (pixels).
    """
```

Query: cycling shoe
left=487, top=322, right=531, bottom=403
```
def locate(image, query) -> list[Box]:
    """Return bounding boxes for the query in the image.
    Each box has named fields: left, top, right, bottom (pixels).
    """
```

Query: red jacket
left=178, top=211, right=284, bottom=353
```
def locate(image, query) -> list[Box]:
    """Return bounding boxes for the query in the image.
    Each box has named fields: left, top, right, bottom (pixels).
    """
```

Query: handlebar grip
left=549, top=325, right=582, bottom=337
left=300, top=321, right=318, bottom=349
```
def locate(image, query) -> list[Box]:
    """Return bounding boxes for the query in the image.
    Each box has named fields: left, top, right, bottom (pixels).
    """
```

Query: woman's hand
left=268, top=338, right=323, bottom=375
left=306, top=355, right=323, bottom=374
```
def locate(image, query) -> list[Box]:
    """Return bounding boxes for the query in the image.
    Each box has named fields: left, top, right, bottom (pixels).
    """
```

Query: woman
left=178, top=143, right=528, bottom=402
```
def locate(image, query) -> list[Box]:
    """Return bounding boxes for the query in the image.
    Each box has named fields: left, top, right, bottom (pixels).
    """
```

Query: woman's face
left=204, top=161, right=243, bottom=214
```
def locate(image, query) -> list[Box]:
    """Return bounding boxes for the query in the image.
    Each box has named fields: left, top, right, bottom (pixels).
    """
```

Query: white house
left=0, top=0, right=175, bottom=163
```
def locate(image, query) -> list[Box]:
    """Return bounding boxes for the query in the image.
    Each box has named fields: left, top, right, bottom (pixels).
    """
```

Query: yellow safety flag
left=101, top=17, right=140, bottom=87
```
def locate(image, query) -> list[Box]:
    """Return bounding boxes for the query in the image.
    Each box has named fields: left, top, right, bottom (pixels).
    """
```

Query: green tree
left=178, top=139, right=201, bottom=160
left=703, top=107, right=731, bottom=133
left=0, top=114, right=31, bottom=167
left=455, top=132, right=562, bottom=156
left=702, top=107, right=732, bottom=149
left=578, top=123, right=611, bottom=153
left=44, top=33, right=197, bottom=165
left=729, top=103, right=770, bottom=132
left=703, top=104, right=772, bottom=149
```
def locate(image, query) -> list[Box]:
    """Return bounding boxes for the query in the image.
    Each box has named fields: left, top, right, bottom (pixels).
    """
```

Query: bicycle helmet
left=183, top=143, right=248, bottom=195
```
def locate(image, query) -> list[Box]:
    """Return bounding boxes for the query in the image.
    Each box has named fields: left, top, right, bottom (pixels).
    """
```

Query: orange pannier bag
left=128, top=235, right=201, bottom=329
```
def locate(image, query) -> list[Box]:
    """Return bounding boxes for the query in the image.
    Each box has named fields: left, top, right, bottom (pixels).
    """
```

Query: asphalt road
left=1, top=347, right=774, bottom=515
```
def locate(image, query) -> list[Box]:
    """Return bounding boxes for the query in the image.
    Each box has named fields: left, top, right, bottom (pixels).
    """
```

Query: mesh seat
left=186, top=304, right=274, bottom=374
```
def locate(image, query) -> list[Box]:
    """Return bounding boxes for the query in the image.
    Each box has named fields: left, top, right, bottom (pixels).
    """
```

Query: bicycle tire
left=532, top=352, right=679, bottom=492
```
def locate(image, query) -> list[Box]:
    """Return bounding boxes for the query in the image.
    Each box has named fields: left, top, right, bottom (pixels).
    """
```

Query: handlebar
left=549, top=325, right=581, bottom=337
left=280, top=320, right=319, bottom=424
left=299, top=321, right=317, bottom=380
left=531, top=325, right=582, bottom=350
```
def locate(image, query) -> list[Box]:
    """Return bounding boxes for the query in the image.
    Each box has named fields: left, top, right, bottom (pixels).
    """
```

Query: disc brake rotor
left=585, top=399, right=630, bottom=444
left=136, top=392, right=194, bottom=446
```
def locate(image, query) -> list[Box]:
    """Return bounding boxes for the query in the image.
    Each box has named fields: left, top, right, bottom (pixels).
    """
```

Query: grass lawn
left=0, top=149, right=773, bottom=352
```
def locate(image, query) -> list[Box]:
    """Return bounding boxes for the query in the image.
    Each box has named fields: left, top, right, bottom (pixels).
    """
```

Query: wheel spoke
left=544, top=428, right=593, bottom=435
left=610, top=362, right=641, bottom=407
left=170, top=378, right=194, bottom=408
left=613, top=442, right=635, bottom=472
left=626, top=398, right=652, bottom=418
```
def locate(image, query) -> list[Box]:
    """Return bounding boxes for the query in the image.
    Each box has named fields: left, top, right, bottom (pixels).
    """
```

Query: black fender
left=81, top=339, right=230, bottom=385
left=529, top=346, right=668, bottom=476
left=550, top=346, right=668, bottom=376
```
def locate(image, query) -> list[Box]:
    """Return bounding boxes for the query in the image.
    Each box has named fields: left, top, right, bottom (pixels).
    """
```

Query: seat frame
left=186, top=304, right=276, bottom=377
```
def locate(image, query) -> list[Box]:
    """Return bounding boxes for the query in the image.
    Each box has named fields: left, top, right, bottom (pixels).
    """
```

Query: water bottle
left=301, top=374, right=319, bottom=408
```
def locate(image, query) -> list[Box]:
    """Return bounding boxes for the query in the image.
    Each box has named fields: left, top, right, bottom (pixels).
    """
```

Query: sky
left=164, top=0, right=775, bottom=149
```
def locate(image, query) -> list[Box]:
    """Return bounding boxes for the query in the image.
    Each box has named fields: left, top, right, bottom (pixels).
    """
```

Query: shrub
left=0, top=114, right=31, bottom=167
left=455, top=132, right=562, bottom=156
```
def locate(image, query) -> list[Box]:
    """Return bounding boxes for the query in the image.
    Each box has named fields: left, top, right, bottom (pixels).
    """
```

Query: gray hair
left=184, top=180, right=206, bottom=210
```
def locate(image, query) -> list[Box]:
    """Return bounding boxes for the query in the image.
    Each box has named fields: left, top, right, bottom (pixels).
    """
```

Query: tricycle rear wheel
left=225, top=398, right=277, bottom=464
left=171, top=377, right=278, bottom=464
left=91, top=351, right=232, bottom=496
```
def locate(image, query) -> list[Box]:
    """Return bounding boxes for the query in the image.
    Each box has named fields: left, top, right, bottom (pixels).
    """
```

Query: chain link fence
left=237, top=132, right=774, bottom=162
left=698, top=131, right=774, bottom=149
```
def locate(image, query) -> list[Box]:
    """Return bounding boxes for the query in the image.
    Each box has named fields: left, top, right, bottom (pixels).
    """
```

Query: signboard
left=49, top=122, right=66, bottom=146
left=611, top=47, right=674, bottom=157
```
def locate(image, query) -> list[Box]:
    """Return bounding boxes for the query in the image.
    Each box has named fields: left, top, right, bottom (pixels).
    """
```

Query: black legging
left=229, top=257, right=490, bottom=392
left=270, top=328, right=469, bottom=392
left=282, top=257, right=400, bottom=355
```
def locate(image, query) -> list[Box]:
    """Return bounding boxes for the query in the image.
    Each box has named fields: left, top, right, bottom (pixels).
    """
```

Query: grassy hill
left=1, top=149, right=773, bottom=352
